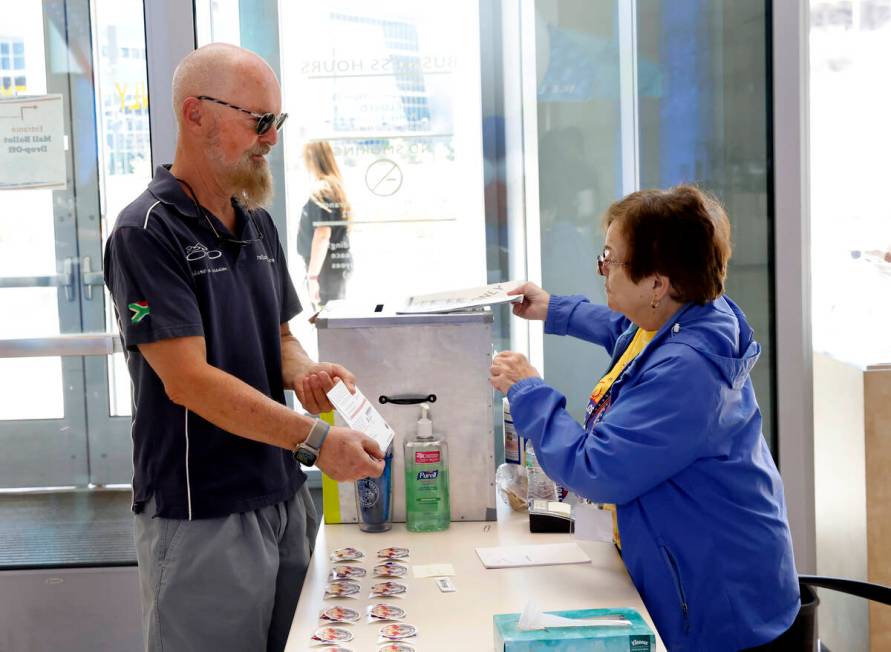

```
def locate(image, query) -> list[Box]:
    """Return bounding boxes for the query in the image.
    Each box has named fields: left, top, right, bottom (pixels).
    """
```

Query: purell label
left=415, top=450, right=440, bottom=464
left=417, top=469, right=439, bottom=481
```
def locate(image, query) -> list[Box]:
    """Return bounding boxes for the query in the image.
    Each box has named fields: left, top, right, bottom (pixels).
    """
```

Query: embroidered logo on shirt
left=185, top=242, right=222, bottom=261
left=128, top=301, right=150, bottom=324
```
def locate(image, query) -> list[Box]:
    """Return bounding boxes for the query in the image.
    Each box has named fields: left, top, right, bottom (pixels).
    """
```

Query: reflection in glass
left=199, top=1, right=489, bottom=365
left=535, top=0, right=622, bottom=422
left=92, top=0, right=152, bottom=417
left=636, top=0, right=775, bottom=447
left=281, top=0, right=487, bottom=313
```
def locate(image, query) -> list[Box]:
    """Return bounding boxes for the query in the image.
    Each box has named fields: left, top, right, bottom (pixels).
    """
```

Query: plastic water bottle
left=525, top=440, right=558, bottom=508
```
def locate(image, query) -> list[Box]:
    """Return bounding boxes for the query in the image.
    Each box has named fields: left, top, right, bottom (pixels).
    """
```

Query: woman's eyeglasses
left=197, top=95, right=288, bottom=135
left=596, top=251, right=628, bottom=276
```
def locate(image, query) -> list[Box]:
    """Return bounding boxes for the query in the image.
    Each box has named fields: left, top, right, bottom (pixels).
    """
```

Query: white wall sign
left=0, top=94, right=66, bottom=191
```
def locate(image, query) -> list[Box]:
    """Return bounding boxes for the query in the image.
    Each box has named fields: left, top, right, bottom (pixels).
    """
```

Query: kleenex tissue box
left=494, top=607, right=656, bottom=652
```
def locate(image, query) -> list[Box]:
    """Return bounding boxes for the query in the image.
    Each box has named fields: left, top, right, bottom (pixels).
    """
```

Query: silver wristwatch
left=293, top=418, right=330, bottom=466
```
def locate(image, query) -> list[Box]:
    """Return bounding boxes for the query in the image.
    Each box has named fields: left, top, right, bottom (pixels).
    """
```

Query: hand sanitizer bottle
left=404, top=404, right=450, bottom=532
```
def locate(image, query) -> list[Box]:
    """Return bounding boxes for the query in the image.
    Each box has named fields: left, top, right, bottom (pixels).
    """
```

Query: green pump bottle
left=403, top=404, right=450, bottom=532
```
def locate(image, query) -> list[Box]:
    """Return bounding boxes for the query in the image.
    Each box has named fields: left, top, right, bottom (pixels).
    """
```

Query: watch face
left=294, top=446, right=316, bottom=466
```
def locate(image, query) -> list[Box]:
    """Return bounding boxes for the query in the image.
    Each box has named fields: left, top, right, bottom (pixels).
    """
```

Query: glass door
left=529, top=0, right=776, bottom=449
left=0, top=0, right=150, bottom=488
left=0, top=1, right=92, bottom=488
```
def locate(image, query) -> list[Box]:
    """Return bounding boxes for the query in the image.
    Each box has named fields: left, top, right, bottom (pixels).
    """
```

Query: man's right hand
left=315, top=426, right=385, bottom=481
left=509, top=282, right=551, bottom=321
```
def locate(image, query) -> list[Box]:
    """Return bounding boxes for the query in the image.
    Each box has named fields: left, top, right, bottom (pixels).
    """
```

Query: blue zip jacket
left=508, top=294, right=800, bottom=651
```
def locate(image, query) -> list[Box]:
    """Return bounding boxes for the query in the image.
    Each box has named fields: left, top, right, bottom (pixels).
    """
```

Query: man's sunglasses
left=197, top=95, right=288, bottom=135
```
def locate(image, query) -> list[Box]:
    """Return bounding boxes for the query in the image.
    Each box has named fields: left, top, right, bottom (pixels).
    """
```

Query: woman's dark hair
left=603, top=185, right=732, bottom=304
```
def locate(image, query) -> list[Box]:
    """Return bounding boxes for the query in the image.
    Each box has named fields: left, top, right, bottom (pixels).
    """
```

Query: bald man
left=103, top=44, right=385, bottom=652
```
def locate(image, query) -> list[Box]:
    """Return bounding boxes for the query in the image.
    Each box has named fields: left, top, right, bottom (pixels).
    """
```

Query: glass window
left=533, top=0, right=623, bottom=423
left=197, top=0, right=491, bottom=363
left=93, top=0, right=153, bottom=417
left=636, top=0, right=775, bottom=447
left=808, top=4, right=891, bottom=649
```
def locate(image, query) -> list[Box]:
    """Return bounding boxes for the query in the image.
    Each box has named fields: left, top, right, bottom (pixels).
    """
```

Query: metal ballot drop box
left=316, top=309, right=496, bottom=523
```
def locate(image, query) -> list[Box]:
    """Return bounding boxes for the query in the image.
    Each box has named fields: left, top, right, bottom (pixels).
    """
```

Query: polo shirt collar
left=147, top=165, right=257, bottom=241
left=147, top=165, right=202, bottom=219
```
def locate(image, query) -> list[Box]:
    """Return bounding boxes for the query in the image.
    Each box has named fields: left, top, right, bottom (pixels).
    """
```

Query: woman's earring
left=651, top=297, right=659, bottom=309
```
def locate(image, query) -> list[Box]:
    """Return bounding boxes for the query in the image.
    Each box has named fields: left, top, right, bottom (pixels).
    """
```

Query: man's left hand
left=489, top=351, right=541, bottom=394
left=292, top=362, right=356, bottom=414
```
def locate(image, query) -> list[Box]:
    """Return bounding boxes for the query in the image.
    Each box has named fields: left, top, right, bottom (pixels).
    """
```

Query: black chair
left=774, top=575, right=891, bottom=651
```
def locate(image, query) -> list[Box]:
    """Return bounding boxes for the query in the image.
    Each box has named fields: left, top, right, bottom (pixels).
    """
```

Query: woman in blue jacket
left=490, top=186, right=800, bottom=651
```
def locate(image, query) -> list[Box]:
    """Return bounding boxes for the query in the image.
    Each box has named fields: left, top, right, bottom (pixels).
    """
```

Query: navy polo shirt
left=104, top=165, right=304, bottom=520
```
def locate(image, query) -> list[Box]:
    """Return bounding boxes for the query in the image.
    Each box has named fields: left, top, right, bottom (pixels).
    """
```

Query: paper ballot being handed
left=326, top=381, right=395, bottom=453
left=397, top=281, right=525, bottom=314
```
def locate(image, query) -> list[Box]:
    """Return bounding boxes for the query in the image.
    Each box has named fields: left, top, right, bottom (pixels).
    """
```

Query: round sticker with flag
left=128, top=301, right=150, bottom=324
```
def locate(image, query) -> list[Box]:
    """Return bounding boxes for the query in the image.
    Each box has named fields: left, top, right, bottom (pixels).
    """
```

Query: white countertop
left=285, top=504, right=666, bottom=651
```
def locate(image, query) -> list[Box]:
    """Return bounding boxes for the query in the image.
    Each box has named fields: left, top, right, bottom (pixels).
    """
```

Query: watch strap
left=305, top=418, right=330, bottom=452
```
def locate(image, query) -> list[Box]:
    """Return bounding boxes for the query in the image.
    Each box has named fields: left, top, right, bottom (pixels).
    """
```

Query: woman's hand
left=509, top=282, right=551, bottom=321
left=489, top=351, right=541, bottom=393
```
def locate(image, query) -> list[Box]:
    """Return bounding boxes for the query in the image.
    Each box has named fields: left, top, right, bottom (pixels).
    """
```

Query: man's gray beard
left=225, top=157, right=274, bottom=212
left=206, top=133, right=274, bottom=211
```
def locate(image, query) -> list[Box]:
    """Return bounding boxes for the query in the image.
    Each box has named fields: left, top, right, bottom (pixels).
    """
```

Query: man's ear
left=180, top=97, right=203, bottom=131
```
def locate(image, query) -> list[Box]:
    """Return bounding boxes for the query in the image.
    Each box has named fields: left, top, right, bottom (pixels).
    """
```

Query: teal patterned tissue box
left=494, top=607, right=656, bottom=652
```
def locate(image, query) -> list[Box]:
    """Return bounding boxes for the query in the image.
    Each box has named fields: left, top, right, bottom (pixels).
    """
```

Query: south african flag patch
left=128, top=301, right=150, bottom=324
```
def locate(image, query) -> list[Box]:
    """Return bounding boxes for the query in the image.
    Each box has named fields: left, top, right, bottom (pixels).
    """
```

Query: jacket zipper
left=660, top=545, right=690, bottom=634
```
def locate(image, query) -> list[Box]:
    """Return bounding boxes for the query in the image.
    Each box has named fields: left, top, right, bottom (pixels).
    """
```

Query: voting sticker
left=377, top=546, right=409, bottom=560
left=373, top=562, right=407, bottom=578
left=310, top=626, right=353, bottom=643
left=329, top=565, right=367, bottom=580
left=324, top=580, right=360, bottom=599
left=370, top=581, right=407, bottom=598
left=377, top=644, right=415, bottom=652
left=367, top=603, right=406, bottom=622
left=379, top=623, right=417, bottom=641
left=319, top=605, right=360, bottom=624
left=331, top=546, right=365, bottom=562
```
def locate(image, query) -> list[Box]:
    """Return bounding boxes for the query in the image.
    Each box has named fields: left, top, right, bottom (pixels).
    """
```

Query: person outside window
left=298, top=140, right=353, bottom=308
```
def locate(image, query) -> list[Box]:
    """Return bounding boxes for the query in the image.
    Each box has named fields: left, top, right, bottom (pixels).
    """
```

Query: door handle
left=0, top=258, right=77, bottom=301
left=81, top=256, right=104, bottom=300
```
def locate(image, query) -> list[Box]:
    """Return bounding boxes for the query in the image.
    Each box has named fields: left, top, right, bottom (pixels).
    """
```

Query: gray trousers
left=134, top=484, right=318, bottom=652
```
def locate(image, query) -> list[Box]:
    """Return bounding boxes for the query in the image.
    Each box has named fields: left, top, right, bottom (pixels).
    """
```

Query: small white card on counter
left=572, top=502, right=615, bottom=543
left=475, top=542, right=590, bottom=569
left=435, top=577, right=456, bottom=592
left=326, top=381, right=395, bottom=453
left=412, top=563, right=455, bottom=578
